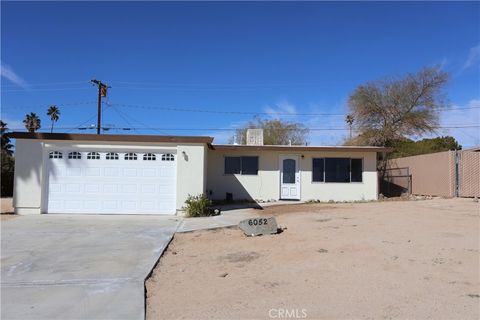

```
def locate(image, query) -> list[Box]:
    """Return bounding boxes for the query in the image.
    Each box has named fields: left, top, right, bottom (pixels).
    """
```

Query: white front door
left=280, top=155, right=300, bottom=200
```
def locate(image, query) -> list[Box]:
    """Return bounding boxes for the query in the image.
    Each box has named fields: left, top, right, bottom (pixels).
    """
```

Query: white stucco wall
left=176, top=144, right=208, bottom=210
left=207, top=149, right=378, bottom=202
left=13, top=139, right=207, bottom=214
left=13, top=139, right=45, bottom=215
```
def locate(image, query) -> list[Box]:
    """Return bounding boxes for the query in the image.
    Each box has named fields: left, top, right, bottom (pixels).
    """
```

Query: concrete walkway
left=177, top=207, right=259, bottom=232
left=0, top=206, right=264, bottom=320
left=1, top=215, right=181, bottom=320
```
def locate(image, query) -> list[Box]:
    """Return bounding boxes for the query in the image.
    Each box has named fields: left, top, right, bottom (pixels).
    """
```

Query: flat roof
left=8, top=132, right=391, bottom=152
left=212, top=144, right=392, bottom=152
left=8, top=132, right=214, bottom=144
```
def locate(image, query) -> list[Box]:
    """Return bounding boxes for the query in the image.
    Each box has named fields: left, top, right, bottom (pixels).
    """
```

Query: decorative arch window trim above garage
left=124, top=153, right=138, bottom=160
left=162, top=153, right=175, bottom=161
left=106, top=152, right=119, bottom=160
left=87, top=152, right=100, bottom=160
left=49, top=151, right=63, bottom=159
left=68, top=151, right=82, bottom=159
left=143, top=153, right=156, bottom=161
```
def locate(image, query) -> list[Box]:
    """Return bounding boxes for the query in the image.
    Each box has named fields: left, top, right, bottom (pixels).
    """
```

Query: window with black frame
left=312, top=158, right=363, bottom=183
left=224, top=156, right=258, bottom=175
left=350, top=158, right=363, bottom=182
left=312, top=158, right=324, bottom=182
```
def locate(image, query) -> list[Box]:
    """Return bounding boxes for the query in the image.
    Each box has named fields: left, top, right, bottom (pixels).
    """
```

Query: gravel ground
left=146, top=198, right=479, bottom=320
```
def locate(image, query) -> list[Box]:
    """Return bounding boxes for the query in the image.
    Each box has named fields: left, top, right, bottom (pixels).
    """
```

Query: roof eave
left=8, top=132, right=214, bottom=144
left=211, top=144, right=392, bottom=153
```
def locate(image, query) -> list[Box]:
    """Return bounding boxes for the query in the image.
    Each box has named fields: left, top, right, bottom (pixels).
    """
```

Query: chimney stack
left=246, top=129, right=264, bottom=146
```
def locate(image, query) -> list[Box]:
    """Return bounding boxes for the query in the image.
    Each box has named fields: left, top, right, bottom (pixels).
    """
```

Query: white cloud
left=439, top=57, right=448, bottom=70
left=206, top=119, right=247, bottom=144
left=1, top=61, right=28, bottom=88
left=462, top=44, right=480, bottom=71
left=263, top=100, right=297, bottom=117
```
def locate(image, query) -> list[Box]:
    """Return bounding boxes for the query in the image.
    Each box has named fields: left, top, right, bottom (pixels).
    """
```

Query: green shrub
left=183, top=194, right=214, bottom=217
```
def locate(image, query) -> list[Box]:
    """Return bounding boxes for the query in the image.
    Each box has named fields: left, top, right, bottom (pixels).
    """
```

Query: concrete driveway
left=1, top=215, right=181, bottom=320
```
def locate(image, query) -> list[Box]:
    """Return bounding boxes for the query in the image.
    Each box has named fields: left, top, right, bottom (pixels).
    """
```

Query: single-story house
left=9, top=132, right=390, bottom=215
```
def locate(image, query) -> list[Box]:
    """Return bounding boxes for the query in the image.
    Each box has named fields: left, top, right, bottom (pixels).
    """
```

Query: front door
left=280, top=155, right=300, bottom=200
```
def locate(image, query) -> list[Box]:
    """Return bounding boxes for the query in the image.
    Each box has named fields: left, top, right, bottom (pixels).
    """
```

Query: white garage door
left=46, top=150, right=177, bottom=214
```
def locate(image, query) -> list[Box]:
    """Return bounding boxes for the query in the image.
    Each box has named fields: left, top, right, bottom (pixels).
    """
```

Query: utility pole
left=90, top=79, right=109, bottom=134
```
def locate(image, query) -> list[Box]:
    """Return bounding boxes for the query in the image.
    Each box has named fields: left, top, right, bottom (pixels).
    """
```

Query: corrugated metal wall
left=388, top=151, right=456, bottom=197
left=458, top=151, right=480, bottom=197
left=387, top=150, right=480, bottom=198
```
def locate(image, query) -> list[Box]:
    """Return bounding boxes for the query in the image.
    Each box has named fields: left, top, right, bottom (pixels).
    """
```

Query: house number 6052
left=248, top=218, right=268, bottom=226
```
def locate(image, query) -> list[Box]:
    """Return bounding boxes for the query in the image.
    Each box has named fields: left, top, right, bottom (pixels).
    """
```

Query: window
left=68, top=152, right=82, bottom=159
left=312, top=158, right=324, bottom=182
left=316, top=158, right=363, bottom=183
left=143, top=153, right=156, bottom=161
left=106, top=152, right=119, bottom=160
left=351, top=158, right=363, bottom=182
left=162, top=153, right=175, bottom=161
left=87, top=152, right=100, bottom=160
left=225, top=157, right=241, bottom=174
left=224, top=156, right=259, bottom=175
left=241, top=156, right=259, bottom=175
left=49, top=151, right=63, bottom=159
left=282, top=159, right=296, bottom=183
left=124, top=153, right=137, bottom=160
left=325, top=158, right=350, bottom=182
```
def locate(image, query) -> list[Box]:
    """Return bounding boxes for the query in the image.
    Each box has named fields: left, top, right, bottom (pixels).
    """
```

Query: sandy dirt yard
left=0, top=198, right=15, bottom=221
left=147, top=198, right=479, bottom=319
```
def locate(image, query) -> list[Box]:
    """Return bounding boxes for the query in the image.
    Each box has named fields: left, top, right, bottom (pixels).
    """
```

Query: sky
left=1, top=1, right=479, bottom=147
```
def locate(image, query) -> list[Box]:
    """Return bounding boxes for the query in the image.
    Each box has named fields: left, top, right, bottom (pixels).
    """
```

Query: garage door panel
left=103, top=184, right=118, bottom=193
left=85, top=167, right=101, bottom=177
left=84, top=200, right=101, bottom=210
left=67, top=167, right=82, bottom=177
left=66, top=184, right=82, bottom=193
left=121, top=184, right=137, bottom=193
left=141, top=184, right=156, bottom=193
left=49, top=183, right=62, bottom=193
left=142, top=168, right=156, bottom=177
left=104, top=168, right=119, bottom=176
left=65, top=200, right=83, bottom=210
left=85, top=184, right=100, bottom=193
left=46, top=151, right=177, bottom=214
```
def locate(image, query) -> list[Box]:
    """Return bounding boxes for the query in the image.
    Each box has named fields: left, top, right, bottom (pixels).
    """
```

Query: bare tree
left=346, top=66, right=448, bottom=147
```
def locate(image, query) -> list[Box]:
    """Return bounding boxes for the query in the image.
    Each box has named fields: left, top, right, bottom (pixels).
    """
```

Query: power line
left=109, top=102, right=480, bottom=117
left=1, top=101, right=97, bottom=110
left=9, top=124, right=479, bottom=132
left=1, top=81, right=89, bottom=88
left=109, top=103, right=344, bottom=116
left=2, top=87, right=91, bottom=92
left=64, top=102, right=112, bottom=133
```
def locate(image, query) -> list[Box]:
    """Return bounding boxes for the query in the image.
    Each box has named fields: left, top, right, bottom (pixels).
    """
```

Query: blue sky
left=1, top=1, right=479, bottom=146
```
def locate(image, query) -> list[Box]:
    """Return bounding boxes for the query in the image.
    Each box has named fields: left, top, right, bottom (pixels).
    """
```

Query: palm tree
left=345, top=114, right=355, bottom=139
left=47, top=105, right=60, bottom=133
left=0, top=120, right=14, bottom=155
left=23, top=112, right=41, bottom=133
